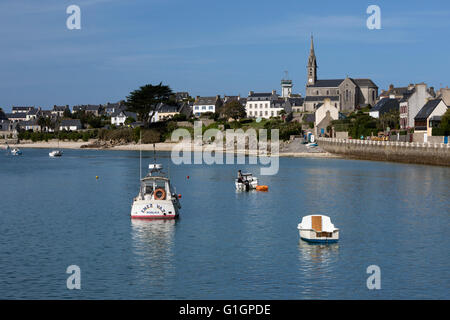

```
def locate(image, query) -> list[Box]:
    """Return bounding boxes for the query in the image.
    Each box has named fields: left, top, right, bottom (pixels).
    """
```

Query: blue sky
left=1, top=0, right=449, bottom=111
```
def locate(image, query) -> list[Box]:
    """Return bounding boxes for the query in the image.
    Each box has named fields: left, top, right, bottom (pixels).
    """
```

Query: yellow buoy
left=96, top=176, right=99, bottom=179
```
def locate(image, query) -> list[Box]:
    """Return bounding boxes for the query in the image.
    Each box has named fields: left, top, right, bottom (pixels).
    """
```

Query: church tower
left=307, top=35, right=317, bottom=86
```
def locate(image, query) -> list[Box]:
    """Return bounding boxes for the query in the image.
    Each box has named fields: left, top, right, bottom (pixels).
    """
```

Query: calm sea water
left=0, top=148, right=449, bottom=299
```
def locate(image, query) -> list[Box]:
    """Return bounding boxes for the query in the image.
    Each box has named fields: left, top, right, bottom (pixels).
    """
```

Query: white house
left=193, top=96, right=222, bottom=117
left=246, top=90, right=290, bottom=119
left=111, top=111, right=137, bottom=126
left=314, top=98, right=340, bottom=136
left=59, top=119, right=82, bottom=131
left=399, top=83, right=435, bottom=129
left=414, top=99, right=448, bottom=136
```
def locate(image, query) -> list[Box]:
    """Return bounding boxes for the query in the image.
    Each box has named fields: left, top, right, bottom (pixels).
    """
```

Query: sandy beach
left=4, top=139, right=340, bottom=158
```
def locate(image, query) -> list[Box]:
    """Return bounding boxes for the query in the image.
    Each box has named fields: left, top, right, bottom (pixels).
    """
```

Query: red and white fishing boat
left=130, top=163, right=181, bottom=219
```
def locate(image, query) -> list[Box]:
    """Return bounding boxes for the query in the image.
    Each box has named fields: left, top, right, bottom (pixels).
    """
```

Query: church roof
left=352, top=79, right=378, bottom=88
left=307, top=79, right=344, bottom=88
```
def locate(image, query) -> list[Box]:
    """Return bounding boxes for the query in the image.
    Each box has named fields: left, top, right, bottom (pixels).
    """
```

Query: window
left=265, top=103, right=268, bottom=108
left=209, top=106, right=213, bottom=110
left=194, top=106, right=199, bottom=110
left=202, top=106, right=206, bottom=110
left=265, top=111, right=268, bottom=116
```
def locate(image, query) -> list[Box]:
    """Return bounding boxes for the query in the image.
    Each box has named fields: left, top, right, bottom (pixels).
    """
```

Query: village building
left=52, top=105, right=70, bottom=117
left=399, top=83, right=435, bottom=129
left=59, top=119, right=82, bottom=131
left=6, top=112, right=27, bottom=123
left=193, top=96, right=222, bottom=117
left=11, top=106, right=34, bottom=114
left=314, top=98, right=342, bottom=136
left=111, top=110, right=137, bottom=126
left=414, top=99, right=448, bottom=137
left=369, top=98, right=399, bottom=119
left=304, top=36, right=378, bottom=112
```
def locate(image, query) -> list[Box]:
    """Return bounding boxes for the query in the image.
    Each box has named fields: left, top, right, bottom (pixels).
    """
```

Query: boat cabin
left=138, top=176, right=173, bottom=201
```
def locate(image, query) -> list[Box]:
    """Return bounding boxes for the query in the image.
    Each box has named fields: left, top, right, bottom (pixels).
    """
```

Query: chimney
left=249, top=91, right=254, bottom=96
left=389, top=84, right=394, bottom=90
left=196, top=95, right=200, bottom=101
left=272, top=90, right=276, bottom=95
left=429, top=87, right=435, bottom=97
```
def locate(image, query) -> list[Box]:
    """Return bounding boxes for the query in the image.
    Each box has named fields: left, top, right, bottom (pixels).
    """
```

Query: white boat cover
left=297, top=215, right=337, bottom=232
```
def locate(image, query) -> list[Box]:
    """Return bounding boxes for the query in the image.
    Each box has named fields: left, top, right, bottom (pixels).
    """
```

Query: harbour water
left=0, top=149, right=449, bottom=299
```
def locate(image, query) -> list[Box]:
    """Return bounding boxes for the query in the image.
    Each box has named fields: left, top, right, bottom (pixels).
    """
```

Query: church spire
left=307, top=34, right=317, bottom=86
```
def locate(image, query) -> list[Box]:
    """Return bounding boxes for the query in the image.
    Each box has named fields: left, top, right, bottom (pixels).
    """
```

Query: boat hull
left=131, top=199, right=179, bottom=220
left=298, top=229, right=339, bottom=243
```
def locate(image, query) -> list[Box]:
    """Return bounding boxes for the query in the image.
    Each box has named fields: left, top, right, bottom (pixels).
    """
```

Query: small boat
left=49, top=150, right=63, bottom=157
left=49, top=140, right=63, bottom=157
left=130, top=163, right=181, bottom=219
left=235, top=173, right=259, bottom=191
left=11, top=148, right=22, bottom=156
left=306, top=143, right=318, bottom=148
left=297, top=215, right=339, bottom=243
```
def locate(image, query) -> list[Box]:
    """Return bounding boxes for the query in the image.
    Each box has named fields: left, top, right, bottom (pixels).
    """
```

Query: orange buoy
left=256, top=185, right=268, bottom=192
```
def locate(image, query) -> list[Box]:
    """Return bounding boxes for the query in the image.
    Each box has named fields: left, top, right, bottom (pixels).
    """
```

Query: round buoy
left=178, top=194, right=182, bottom=199
left=96, top=176, right=99, bottom=179
left=187, top=176, right=190, bottom=179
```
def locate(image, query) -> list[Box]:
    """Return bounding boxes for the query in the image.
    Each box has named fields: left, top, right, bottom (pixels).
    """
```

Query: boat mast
left=139, top=130, right=142, bottom=180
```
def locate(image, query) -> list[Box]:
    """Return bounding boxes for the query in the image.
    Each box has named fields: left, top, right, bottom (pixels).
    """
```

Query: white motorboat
left=235, top=173, right=259, bottom=191
left=130, top=163, right=181, bottom=219
left=297, top=215, right=339, bottom=243
left=49, top=150, right=63, bottom=157
left=10, top=148, right=22, bottom=156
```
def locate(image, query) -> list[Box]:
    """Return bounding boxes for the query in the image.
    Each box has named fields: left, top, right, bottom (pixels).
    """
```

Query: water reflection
left=297, top=240, right=340, bottom=265
left=130, top=220, right=176, bottom=289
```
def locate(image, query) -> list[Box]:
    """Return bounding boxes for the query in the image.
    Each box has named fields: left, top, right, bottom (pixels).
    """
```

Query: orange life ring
left=154, top=188, right=166, bottom=200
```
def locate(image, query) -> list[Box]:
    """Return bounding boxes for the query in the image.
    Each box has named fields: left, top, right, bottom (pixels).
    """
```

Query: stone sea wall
left=317, top=138, right=450, bottom=166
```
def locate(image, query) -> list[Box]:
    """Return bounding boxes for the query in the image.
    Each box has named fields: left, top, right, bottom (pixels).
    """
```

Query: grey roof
left=27, top=108, right=39, bottom=115
left=307, top=79, right=344, bottom=88
left=415, top=99, right=445, bottom=121
left=53, top=105, right=69, bottom=111
left=60, top=119, right=82, bottom=127
left=12, top=106, right=34, bottom=111
left=247, top=92, right=278, bottom=101
left=6, top=112, right=27, bottom=119
left=194, top=97, right=219, bottom=105
left=371, top=98, right=399, bottom=114
left=287, top=97, right=304, bottom=106
left=157, top=103, right=180, bottom=113
left=352, top=79, right=378, bottom=88
left=305, top=96, right=339, bottom=102
left=85, top=105, right=102, bottom=111
left=19, top=119, right=39, bottom=126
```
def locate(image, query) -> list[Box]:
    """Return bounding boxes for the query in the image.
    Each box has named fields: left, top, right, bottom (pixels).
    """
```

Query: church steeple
left=307, top=34, right=317, bottom=86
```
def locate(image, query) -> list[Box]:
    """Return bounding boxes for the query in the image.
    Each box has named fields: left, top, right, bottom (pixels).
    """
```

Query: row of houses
left=371, top=84, right=449, bottom=136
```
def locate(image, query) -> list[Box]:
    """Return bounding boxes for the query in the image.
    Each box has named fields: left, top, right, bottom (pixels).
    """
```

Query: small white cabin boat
left=235, top=173, right=258, bottom=191
left=130, top=164, right=181, bottom=219
left=49, top=150, right=63, bottom=157
left=297, top=215, right=339, bottom=243
left=11, top=148, right=22, bottom=156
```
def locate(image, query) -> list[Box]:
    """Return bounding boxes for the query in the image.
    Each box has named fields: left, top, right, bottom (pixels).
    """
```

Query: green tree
left=440, top=108, right=450, bottom=131
left=222, top=100, right=246, bottom=120
left=125, top=83, right=173, bottom=123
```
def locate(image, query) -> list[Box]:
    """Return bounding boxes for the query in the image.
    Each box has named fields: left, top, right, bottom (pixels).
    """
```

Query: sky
left=0, top=0, right=449, bottom=111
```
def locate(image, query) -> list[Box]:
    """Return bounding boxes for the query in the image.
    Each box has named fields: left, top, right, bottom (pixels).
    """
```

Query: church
left=304, top=36, right=378, bottom=113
